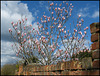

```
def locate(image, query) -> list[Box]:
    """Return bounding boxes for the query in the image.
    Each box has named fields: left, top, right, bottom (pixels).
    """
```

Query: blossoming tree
left=9, top=1, right=89, bottom=65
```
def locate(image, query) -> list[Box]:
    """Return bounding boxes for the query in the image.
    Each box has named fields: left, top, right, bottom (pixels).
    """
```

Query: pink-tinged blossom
left=17, top=31, right=21, bottom=35
left=65, top=10, right=68, bottom=13
left=50, top=2, right=54, bottom=6
left=24, top=38, right=26, bottom=42
left=79, top=24, right=81, bottom=26
left=79, top=21, right=81, bottom=24
left=11, top=22, right=14, bottom=24
left=52, top=48, right=55, bottom=51
left=57, top=35, right=59, bottom=38
left=47, top=32, right=49, bottom=35
left=52, top=17, right=54, bottom=20
left=13, top=24, right=14, bottom=27
left=33, top=28, right=35, bottom=30
left=65, top=51, right=67, bottom=54
left=27, top=50, right=29, bottom=53
left=11, top=44, right=13, bottom=47
left=51, top=12, right=54, bottom=14
left=58, top=23, right=62, bottom=28
left=16, top=54, right=18, bottom=56
left=62, top=16, right=65, bottom=20
left=22, top=33, right=24, bottom=37
left=84, top=28, right=86, bottom=30
left=58, top=7, right=60, bottom=10
left=48, top=19, right=50, bottom=22
left=25, top=18, right=27, bottom=21
left=44, top=20, right=47, bottom=23
left=62, top=28, right=64, bottom=32
left=55, top=8, right=57, bottom=11
left=67, top=30, right=69, bottom=32
left=24, top=26, right=25, bottom=30
left=81, top=19, right=84, bottom=22
left=86, top=27, right=88, bottom=29
left=24, top=33, right=26, bottom=36
left=54, top=18, right=56, bottom=21
left=78, top=15, right=81, bottom=17
left=70, top=3, right=72, bottom=6
left=74, top=29, right=77, bottom=32
left=82, top=35, right=85, bottom=38
left=43, top=28, right=44, bottom=31
left=50, top=36, right=52, bottom=38
left=59, top=49, right=62, bottom=52
left=62, top=59, right=65, bottom=62
left=84, top=50, right=86, bottom=52
left=27, top=36, right=30, bottom=39
left=64, top=35, right=67, bottom=38
left=22, top=19, right=24, bottom=22
left=77, top=24, right=78, bottom=27
left=30, top=24, right=32, bottom=27
left=9, top=28, right=12, bottom=32
left=75, top=58, right=79, bottom=61
left=72, top=6, right=74, bottom=8
left=15, top=27, right=17, bottom=30
left=37, top=22, right=39, bottom=25
left=84, top=31, right=87, bottom=34
left=79, top=31, right=82, bottom=35
left=70, top=14, right=71, bottom=16
left=19, top=21, right=21, bottom=24
left=64, top=31, right=66, bottom=34
left=28, top=40, right=30, bottom=44
left=60, top=29, right=61, bottom=32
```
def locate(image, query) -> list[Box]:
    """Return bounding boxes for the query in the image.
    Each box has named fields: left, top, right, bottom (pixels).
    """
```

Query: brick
left=18, top=64, right=23, bottom=75
left=65, top=61, right=71, bottom=69
left=69, top=71, right=82, bottom=75
left=90, top=22, right=100, bottom=34
left=91, top=41, right=100, bottom=50
left=40, top=66, right=45, bottom=71
left=56, top=62, right=65, bottom=70
left=91, top=33, right=100, bottom=42
left=65, top=61, right=82, bottom=70
left=61, top=70, right=69, bottom=75
left=92, top=59, right=100, bottom=69
left=44, top=65, right=49, bottom=71
left=51, top=65, right=56, bottom=71
left=82, top=57, right=92, bottom=69
left=92, top=49, right=100, bottom=59
left=70, top=61, right=82, bottom=69
left=48, top=65, right=53, bottom=71
left=81, top=71, right=89, bottom=75
left=88, top=70, right=100, bottom=75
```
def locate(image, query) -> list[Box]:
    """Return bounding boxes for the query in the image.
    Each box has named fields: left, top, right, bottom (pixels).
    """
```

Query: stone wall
left=16, top=22, right=100, bottom=75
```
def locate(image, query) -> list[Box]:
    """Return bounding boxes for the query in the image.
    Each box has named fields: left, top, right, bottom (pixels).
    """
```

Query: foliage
left=1, top=64, right=17, bottom=75
left=71, top=49, right=92, bottom=61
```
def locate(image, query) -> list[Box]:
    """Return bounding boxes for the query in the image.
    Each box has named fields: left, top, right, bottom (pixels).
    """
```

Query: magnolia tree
left=9, top=1, right=90, bottom=65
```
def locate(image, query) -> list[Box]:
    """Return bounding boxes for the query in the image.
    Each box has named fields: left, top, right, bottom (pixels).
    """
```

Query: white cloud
left=77, top=7, right=89, bottom=17
left=77, top=6, right=99, bottom=18
left=91, top=11, right=99, bottom=18
left=1, top=1, right=35, bottom=36
left=1, top=1, right=37, bottom=66
left=1, top=40, right=21, bottom=66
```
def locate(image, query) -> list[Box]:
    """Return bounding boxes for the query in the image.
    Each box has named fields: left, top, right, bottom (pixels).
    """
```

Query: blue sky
left=1, top=1, right=99, bottom=67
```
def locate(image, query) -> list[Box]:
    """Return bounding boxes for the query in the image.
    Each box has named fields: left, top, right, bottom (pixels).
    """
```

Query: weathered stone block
left=82, top=57, right=92, bottom=69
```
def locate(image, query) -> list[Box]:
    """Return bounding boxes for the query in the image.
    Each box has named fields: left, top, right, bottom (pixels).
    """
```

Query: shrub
left=1, top=64, right=17, bottom=75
